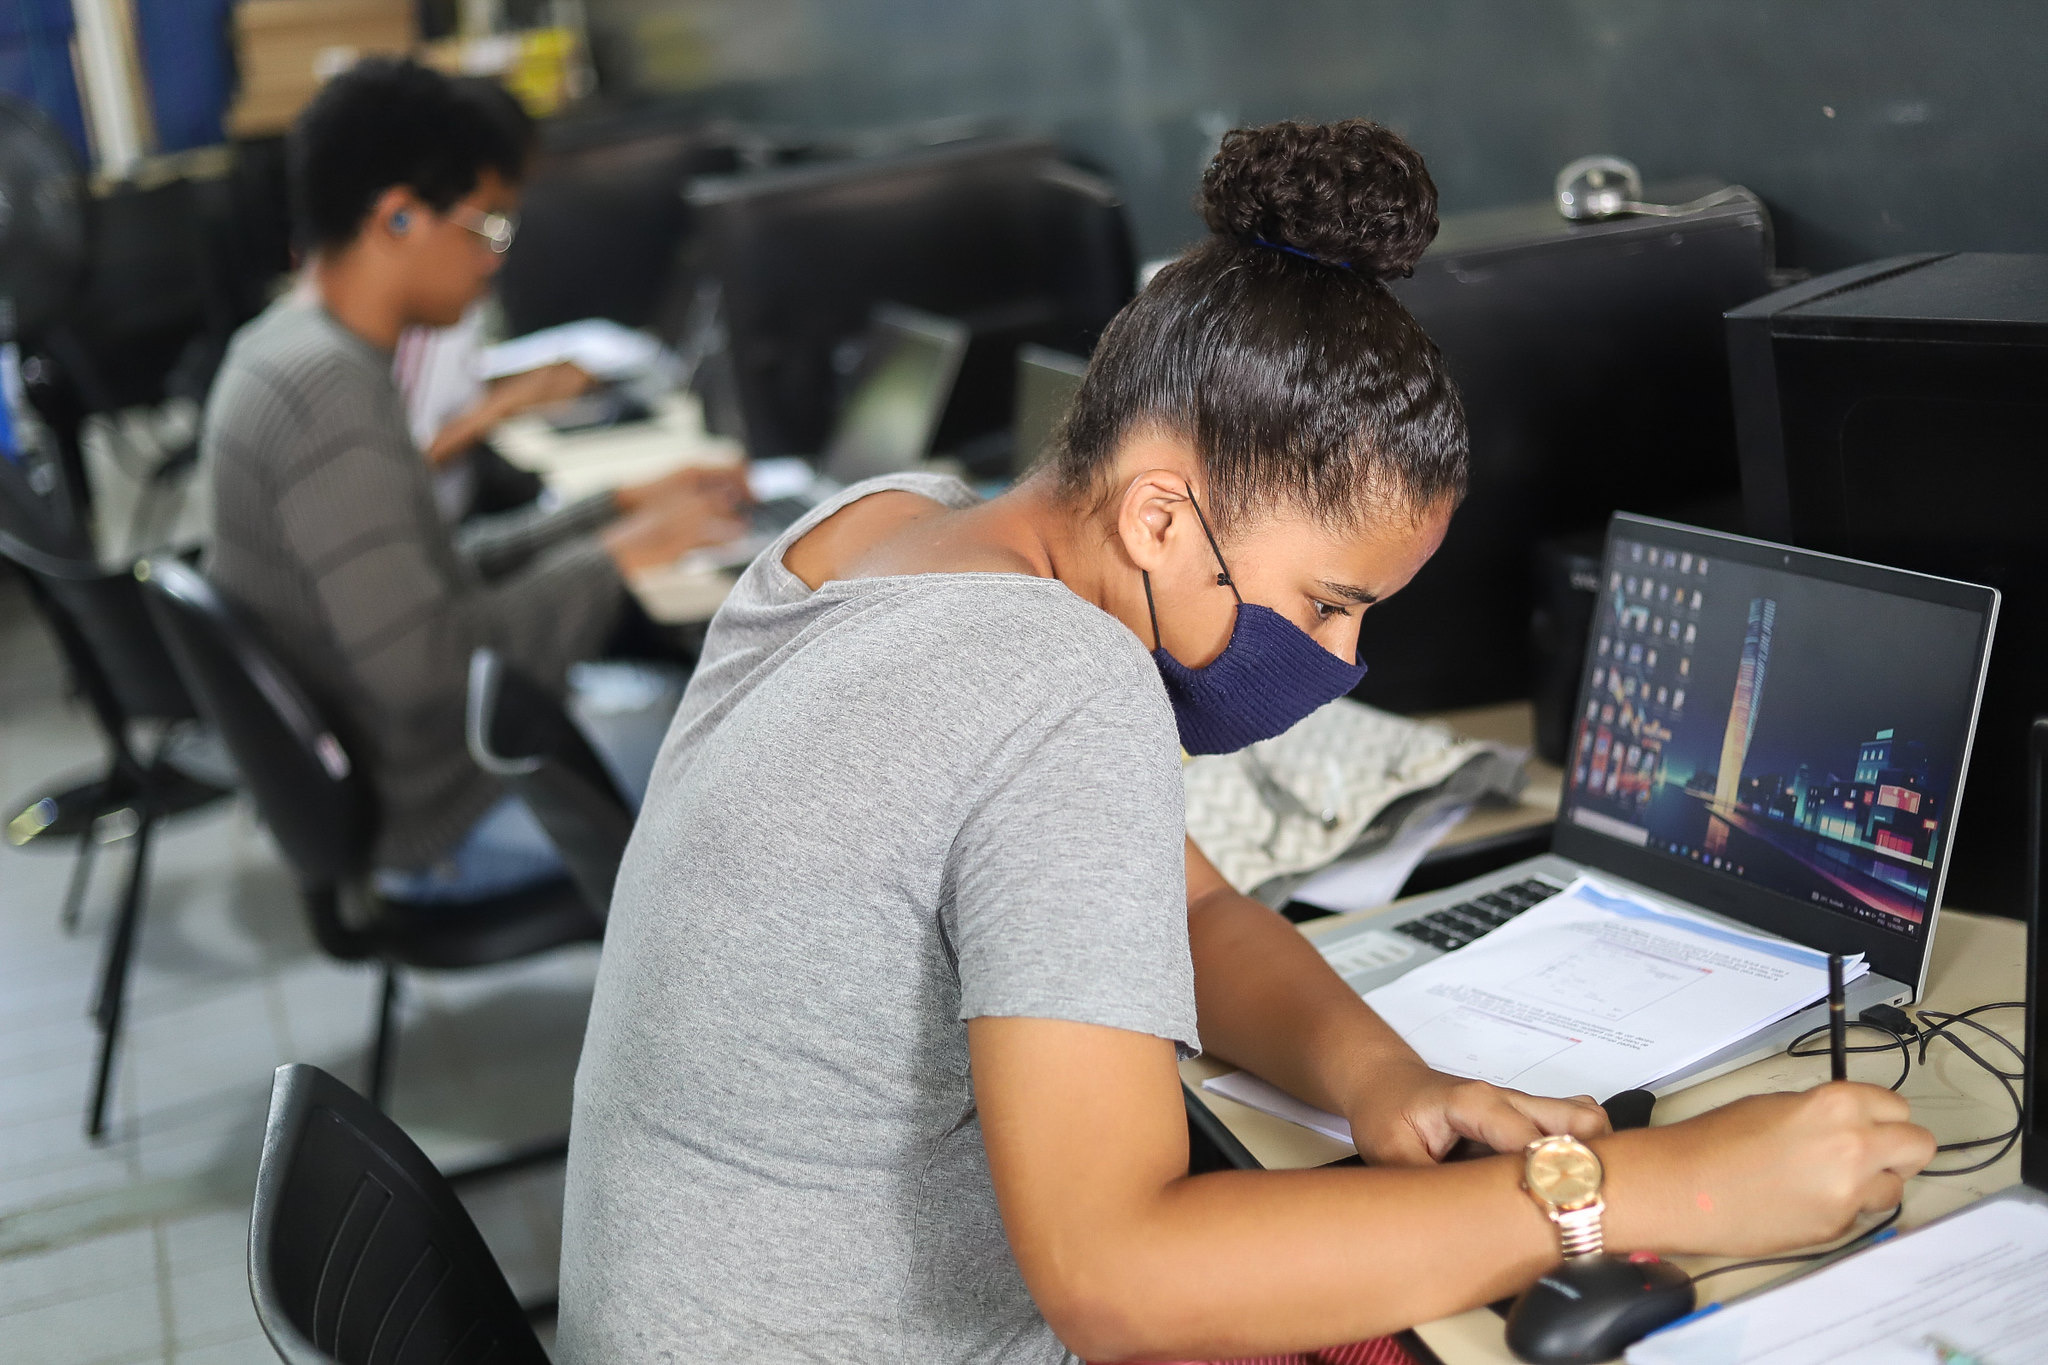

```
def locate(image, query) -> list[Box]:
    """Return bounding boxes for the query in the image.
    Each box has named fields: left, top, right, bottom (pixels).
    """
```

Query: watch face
left=1527, top=1139, right=1604, bottom=1208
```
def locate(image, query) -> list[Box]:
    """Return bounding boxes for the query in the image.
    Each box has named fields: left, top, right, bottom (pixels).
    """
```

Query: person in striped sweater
left=199, top=59, right=742, bottom=902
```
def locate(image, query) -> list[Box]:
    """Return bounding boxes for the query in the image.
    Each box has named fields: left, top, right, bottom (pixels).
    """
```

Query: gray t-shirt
left=556, top=474, right=1199, bottom=1364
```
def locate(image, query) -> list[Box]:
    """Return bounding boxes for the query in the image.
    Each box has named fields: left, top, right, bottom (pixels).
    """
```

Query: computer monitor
left=687, top=137, right=1133, bottom=461
left=819, top=304, right=969, bottom=486
left=1346, top=181, right=1773, bottom=716
left=1556, top=515, right=1997, bottom=987
left=2027, top=717, right=2047, bottom=1188
left=1010, top=344, right=1086, bottom=476
left=495, top=119, right=743, bottom=338
left=1728, top=252, right=2048, bottom=914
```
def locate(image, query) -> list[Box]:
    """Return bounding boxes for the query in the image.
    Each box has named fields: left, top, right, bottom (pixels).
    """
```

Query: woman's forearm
left=1187, top=885, right=1421, bottom=1116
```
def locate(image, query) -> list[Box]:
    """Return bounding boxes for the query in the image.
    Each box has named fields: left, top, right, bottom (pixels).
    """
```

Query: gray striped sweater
left=200, top=300, right=623, bottom=871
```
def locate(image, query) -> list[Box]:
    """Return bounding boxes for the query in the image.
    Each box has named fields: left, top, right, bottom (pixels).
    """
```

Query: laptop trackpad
left=1320, top=928, right=1422, bottom=992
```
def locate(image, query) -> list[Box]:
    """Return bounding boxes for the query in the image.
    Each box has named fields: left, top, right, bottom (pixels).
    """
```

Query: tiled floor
left=0, top=576, right=582, bottom=1362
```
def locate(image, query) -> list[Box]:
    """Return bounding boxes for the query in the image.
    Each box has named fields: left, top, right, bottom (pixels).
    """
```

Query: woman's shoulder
left=883, top=573, right=1169, bottom=720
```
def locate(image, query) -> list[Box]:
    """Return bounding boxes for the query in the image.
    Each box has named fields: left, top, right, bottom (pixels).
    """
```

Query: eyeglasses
left=447, top=204, right=518, bottom=254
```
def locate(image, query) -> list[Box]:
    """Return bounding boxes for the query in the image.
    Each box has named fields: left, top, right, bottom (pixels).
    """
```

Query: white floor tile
left=0, top=1276, right=167, bottom=1363
left=167, top=1259, right=261, bottom=1351
left=0, top=1226, right=156, bottom=1316
left=175, top=1332, right=278, bottom=1365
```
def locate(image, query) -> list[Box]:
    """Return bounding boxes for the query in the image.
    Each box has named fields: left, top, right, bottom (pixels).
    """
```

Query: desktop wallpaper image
left=1566, top=537, right=1983, bottom=936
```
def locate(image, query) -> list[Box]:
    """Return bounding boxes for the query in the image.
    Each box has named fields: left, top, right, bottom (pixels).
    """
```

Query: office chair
left=0, top=529, right=234, bottom=1138
left=250, top=1063, right=553, bottom=1364
left=465, top=648, right=637, bottom=920
left=138, top=557, right=601, bottom=1154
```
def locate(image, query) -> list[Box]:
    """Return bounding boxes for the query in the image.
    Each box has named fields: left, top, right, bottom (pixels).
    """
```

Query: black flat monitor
left=819, top=304, right=968, bottom=486
left=2028, top=717, right=2047, bottom=1188
left=1349, top=181, right=1774, bottom=716
left=686, top=137, right=1133, bottom=461
left=495, top=120, right=744, bottom=338
left=1728, top=252, right=2048, bottom=915
left=1010, top=344, right=1085, bottom=477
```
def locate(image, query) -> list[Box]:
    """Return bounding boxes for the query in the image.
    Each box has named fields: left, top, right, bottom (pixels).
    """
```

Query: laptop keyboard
left=752, top=496, right=814, bottom=534
left=1391, top=877, right=1563, bottom=953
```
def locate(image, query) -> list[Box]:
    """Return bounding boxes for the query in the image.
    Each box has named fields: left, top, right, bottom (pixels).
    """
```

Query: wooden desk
left=493, top=391, right=748, bottom=625
left=1181, top=907, right=2025, bottom=1365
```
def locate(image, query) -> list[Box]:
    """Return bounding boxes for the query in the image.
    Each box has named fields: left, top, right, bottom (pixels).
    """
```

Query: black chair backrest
left=0, top=529, right=196, bottom=727
left=251, top=1064, right=551, bottom=1365
left=466, top=649, right=635, bottom=919
left=138, top=555, right=373, bottom=886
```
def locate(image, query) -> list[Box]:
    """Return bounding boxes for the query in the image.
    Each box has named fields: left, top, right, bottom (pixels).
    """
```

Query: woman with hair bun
left=556, top=120, right=1932, bottom=1365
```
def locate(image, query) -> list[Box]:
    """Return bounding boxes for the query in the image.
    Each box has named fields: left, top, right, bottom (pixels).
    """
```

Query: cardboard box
left=225, top=0, right=417, bottom=138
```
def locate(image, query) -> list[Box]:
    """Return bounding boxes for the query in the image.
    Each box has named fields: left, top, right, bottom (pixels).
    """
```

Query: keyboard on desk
left=753, top=495, right=816, bottom=535
left=1391, top=877, right=1562, bottom=953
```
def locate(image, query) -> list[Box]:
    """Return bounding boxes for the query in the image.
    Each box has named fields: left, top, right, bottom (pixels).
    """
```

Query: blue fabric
left=1152, top=601, right=1368, bottom=754
left=0, top=0, right=87, bottom=156
left=130, top=0, right=234, bottom=153
left=373, top=662, right=682, bottom=905
left=1145, top=486, right=1370, bottom=754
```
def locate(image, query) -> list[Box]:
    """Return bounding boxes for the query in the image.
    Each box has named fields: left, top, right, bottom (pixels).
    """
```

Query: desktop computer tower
left=1728, top=252, right=2048, bottom=917
left=1356, top=180, right=1773, bottom=715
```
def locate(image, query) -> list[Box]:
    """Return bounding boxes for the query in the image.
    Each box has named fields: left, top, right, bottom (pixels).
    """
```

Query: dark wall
left=583, top=0, right=2048, bottom=272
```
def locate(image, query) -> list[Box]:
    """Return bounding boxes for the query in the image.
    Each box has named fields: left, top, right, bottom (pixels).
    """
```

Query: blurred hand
left=422, top=361, right=596, bottom=465
left=1614, top=1081, right=1933, bottom=1258
left=615, top=463, right=750, bottom=517
left=491, top=360, right=596, bottom=413
left=601, top=482, right=749, bottom=575
left=1342, top=1058, right=1610, bottom=1166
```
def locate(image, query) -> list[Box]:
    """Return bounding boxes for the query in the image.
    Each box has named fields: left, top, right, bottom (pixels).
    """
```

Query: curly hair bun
left=1199, top=119, right=1439, bottom=280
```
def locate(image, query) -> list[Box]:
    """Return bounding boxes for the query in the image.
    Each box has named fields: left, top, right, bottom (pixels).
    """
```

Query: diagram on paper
left=1508, top=937, right=1709, bottom=1022
left=1404, top=1004, right=1580, bottom=1086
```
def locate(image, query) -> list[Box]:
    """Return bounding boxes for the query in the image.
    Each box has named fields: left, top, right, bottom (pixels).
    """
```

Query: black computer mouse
left=1504, top=1253, right=1696, bottom=1364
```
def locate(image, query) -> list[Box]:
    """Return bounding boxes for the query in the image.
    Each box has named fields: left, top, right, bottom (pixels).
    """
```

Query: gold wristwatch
left=1522, top=1135, right=1606, bottom=1258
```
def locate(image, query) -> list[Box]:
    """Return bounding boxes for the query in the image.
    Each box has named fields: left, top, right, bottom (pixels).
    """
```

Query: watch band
left=1552, top=1200, right=1606, bottom=1257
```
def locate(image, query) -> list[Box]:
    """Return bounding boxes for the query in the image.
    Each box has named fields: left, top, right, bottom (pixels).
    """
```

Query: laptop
left=1313, top=513, right=1999, bottom=1093
left=1010, top=344, right=1087, bottom=477
left=748, top=303, right=969, bottom=536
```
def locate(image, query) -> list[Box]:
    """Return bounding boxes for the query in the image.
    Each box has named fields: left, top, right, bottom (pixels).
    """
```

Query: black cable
left=1783, top=1000, right=2026, bottom=1178
left=1786, top=1020, right=1911, bottom=1092
left=1689, top=1203, right=1903, bottom=1285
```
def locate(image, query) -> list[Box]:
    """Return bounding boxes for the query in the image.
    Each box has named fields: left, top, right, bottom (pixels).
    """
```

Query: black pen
left=1827, top=953, right=1848, bottom=1082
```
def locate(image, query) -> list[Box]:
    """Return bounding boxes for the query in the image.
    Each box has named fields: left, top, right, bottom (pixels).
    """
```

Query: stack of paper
left=1363, top=878, right=1865, bottom=1098
left=1204, top=877, right=1864, bottom=1138
left=1628, top=1198, right=2048, bottom=1363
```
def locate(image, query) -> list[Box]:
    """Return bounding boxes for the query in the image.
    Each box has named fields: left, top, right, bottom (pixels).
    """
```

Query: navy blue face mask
left=1143, top=491, right=1369, bottom=754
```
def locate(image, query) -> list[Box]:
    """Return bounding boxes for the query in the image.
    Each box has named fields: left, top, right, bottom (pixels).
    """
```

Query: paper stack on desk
left=1205, top=877, right=1864, bottom=1138
left=1626, top=1198, right=2048, bottom=1364
left=1363, top=877, right=1865, bottom=1098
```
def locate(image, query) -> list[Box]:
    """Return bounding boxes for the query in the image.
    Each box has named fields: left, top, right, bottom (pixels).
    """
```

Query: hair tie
left=1252, top=235, right=1353, bottom=272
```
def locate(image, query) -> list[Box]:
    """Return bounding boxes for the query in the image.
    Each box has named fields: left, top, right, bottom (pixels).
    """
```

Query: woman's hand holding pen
left=1597, top=1083, right=1934, bottom=1258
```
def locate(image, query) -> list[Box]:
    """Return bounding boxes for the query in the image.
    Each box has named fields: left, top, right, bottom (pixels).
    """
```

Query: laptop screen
left=1011, top=344, right=1086, bottom=476
left=1559, top=517, right=1996, bottom=948
left=819, top=304, right=968, bottom=487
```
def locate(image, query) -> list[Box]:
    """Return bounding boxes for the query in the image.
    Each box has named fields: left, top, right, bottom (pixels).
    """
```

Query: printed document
left=1627, top=1198, right=2048, bottom=1364
left=1360, top=877, right=1864, bottom=1098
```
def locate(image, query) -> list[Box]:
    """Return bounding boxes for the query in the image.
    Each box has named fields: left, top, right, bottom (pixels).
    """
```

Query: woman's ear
left=1112, top=468, right=1196, bottom=573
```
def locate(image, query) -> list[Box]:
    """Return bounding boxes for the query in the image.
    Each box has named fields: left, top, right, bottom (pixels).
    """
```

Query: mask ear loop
left=1182, top=484, right=1243, bottom=603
